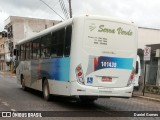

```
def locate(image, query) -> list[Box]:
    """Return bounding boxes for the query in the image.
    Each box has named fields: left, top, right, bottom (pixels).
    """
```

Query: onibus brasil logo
left=89, top=24, right=96, bottom=31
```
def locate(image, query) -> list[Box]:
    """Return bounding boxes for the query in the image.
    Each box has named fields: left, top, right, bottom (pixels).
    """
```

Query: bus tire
left=21, top=76, right=26, bottom=91
left=43, top=79, right=51, bottom=101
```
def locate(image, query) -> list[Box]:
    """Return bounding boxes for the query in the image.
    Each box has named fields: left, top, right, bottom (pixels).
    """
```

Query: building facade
left=138, top=27, right=160, bottom=49
left=0, top=31, right=8, bottom=71
left=3, top=16, right=60, bottom=72
left=138, top=27, right=160, bottom=87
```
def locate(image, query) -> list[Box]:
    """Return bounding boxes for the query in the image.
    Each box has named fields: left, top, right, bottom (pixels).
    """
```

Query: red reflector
left=130, top=75, right=134, bottom=79
left=77, top=66, right=81, bottom=71
left=130, top=70, right=135, bottom=80
left=77, top=72, right=82, bottom=76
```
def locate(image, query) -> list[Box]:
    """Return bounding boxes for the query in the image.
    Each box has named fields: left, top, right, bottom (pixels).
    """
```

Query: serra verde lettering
left=98, top=25, right=133, bottom=36
left=98, top=25, right=115, bottom=33
left=117, top=27, right=132, bottom=36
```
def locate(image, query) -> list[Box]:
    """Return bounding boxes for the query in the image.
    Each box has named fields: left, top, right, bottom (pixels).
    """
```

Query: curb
left=133, top=95, right=160, bottom=102
left=0, top=71, right=16, bottom=77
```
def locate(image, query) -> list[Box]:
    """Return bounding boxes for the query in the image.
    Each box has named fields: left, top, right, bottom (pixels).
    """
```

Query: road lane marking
left=2, top=102, right=9, bottom=106
left=11, top=109, right=16, bottom=111
left=1, top=100, right=16, bottom=112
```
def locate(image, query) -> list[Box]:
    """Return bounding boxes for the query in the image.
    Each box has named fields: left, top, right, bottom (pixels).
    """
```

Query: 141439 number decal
left=101, top=61, right=117, bottom=68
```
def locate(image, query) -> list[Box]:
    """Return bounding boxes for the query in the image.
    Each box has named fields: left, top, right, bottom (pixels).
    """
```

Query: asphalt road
left=0, top=73, right=160, bottom=120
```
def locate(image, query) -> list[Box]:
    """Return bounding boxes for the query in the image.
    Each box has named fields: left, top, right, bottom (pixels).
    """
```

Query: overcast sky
left=0, top=0, right=160, bottom=31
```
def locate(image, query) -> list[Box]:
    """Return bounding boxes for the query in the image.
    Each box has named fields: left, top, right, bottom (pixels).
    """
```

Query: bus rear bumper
left=87, top=85, right=133, bottom=98
left=71, top=82, right=134, bottom=98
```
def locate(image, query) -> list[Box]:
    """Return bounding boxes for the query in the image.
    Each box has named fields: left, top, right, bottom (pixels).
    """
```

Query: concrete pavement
left=133, top=91, right=160, bottom=102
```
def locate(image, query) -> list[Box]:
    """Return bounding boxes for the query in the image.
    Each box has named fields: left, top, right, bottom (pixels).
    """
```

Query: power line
left=59, top=0, right=72, bottom=19
left=31, top=0, right=60, bottom=20
left=59, top=0, right=69, bottom=19
left=39, top=0, right=65, bottom=20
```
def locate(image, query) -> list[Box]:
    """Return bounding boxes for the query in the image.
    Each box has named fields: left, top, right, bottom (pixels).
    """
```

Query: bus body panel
left=70, top=16, right=137, bottom=97
left=16, top=15, right=138, bottom=98
left=16, top=61, right=32, bottom=88
left=48, top=80, right=71, bottom=96
left=70, top=81, right=133, bottom=97
left=16, top=58, right=71, bottom=95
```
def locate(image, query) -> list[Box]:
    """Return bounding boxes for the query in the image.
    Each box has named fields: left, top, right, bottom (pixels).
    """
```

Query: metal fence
left=134, top=64, right=160, bottom=96
left=145, top=65, right=158, bottom=85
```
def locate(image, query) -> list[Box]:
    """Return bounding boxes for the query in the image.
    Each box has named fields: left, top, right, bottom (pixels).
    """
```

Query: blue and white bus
left=15, top=15, right=138, bottom=102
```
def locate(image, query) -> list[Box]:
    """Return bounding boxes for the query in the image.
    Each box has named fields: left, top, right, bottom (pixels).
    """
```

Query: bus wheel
left=43, top=80, right=51, bottom=101
left=21, top=76, right=26, bottom=91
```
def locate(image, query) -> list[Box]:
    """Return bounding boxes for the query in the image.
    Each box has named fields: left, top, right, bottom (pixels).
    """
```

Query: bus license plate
left=102, top=77, right=112, bottom=82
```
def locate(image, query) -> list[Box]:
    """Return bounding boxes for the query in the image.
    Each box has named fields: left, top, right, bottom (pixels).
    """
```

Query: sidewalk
left=133, top=90, right=160, bottom=102
left=0, top=71, right=16, bottom=77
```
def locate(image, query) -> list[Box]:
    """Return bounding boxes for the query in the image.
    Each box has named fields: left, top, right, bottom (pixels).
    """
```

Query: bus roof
left=16, top=15, right=135, bottom=45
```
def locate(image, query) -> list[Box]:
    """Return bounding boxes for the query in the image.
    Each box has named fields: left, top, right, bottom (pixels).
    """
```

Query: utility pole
left=69, top=0, right=72, bottom=18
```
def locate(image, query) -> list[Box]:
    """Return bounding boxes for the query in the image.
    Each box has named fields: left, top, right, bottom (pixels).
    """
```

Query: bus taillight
left=127, top=69, right=135, bottom=86
left=130, top=70, right=135, bottom=80
left=77, top=72, right=82, bottom=77
left=76, top=66, right=81, bottom=71
left=75, top=64, right=84, bottom=85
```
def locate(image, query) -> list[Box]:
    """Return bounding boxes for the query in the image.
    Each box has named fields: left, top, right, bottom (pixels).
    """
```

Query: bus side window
left=64, top=25, right=72, bottom=56
left=136, top=61, right=139, bottom=74
left=56, top=29, right=65, bottom=57
left=16, top=45, right=20, bottom=60
left=41, top=33, right=51, bottom=58
left=32, top=38, right=40, bottom=59
left=51, top=32, right=57, bottom=58
left=21, top=44, right=25, bottom=61
left=29, top=42, right=32, bottom=59
left=25, top=42, right=30, bottom=60
left=19, top=45, right=21, bottom=61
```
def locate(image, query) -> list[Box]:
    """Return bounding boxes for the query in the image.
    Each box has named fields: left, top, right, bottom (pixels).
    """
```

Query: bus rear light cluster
left=127, top=69, right=135, bottom=86
left=77, top=72, right=82, bottom=77
left=130, top=70, right=135, bottom=80
left=76, top=66, right=81, bottom=71
left=75, top=64, right=84, bottom=85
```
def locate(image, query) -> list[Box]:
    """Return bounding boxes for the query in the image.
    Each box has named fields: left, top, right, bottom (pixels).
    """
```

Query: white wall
left=138, top=28, right=160, bottom=49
